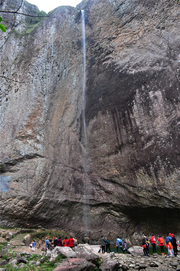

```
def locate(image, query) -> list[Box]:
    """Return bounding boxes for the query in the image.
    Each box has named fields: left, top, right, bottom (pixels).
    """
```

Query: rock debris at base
left=1, top=244, right=179, bottom=271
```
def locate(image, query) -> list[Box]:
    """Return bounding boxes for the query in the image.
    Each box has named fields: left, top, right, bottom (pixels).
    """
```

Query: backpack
left=119, top=241, right=122, bottom=246
left=159, top=237, right=164, bottom=245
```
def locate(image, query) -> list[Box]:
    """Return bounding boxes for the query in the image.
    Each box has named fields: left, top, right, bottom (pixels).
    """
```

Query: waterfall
left=82, top=10, right=87, bottom=150
left=81, top=10, right=89, bottom=236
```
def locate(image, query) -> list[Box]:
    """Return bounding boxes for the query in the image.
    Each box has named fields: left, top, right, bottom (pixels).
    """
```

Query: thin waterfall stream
left=81, top=10, right=89, bottom=236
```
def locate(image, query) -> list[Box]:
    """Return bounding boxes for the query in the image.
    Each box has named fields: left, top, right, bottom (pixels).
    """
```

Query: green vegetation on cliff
left=0, top=17, right=6, bottom=32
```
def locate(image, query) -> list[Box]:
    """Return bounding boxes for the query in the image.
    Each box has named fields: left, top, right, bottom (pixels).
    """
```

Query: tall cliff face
left=1, top=0, right=180, bottom=239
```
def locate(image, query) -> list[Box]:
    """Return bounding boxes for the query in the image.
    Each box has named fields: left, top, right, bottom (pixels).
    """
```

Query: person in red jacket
left=150, top=234, right=157, bottom=254
left=158, top=235, right=164, bottom=255
left=63, top=237, right=69, bottom=247
left=68, top=236, right=74, bottom=248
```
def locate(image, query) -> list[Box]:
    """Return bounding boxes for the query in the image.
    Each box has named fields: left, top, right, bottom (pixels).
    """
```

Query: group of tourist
left=100, top=233, right=180, bottom=257
left=100, top=235, right=128, bottom=253
left=142, top=233, right=179, bottom=257
left=30, top=233, right=180, bottom=257
left=45, top=236, right=75, bottom=250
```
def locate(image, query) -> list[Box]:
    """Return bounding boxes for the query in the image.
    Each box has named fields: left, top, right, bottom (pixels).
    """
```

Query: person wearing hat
left=116, top=236, right=123, bottom=253
left=166, top=233, right=172, bottom=245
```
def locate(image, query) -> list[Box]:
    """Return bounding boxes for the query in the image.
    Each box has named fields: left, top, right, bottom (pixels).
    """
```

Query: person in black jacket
left=105, top=237, right=111, bottom=252
left=142, top=235, right=149, bottom=256
left=54, top=236, right=58, bottom=248
left=172, top=234, right=178, bottom=257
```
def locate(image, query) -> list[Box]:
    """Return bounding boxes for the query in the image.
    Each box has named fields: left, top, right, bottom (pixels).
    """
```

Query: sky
left=27, top=0, right=82, bottom=13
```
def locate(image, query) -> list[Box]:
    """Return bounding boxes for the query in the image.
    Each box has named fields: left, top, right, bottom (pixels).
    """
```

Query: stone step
left=10, top=233, right=28, bottom=246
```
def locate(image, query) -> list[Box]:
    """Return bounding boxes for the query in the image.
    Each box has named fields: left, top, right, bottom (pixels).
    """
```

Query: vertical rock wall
left=0, top=0, right=180, bottom=239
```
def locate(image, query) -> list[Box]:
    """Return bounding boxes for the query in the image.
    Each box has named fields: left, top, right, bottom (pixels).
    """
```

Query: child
left=166, top=241, right=173, bottom=257
left=32, top=240, right=36, bottom=251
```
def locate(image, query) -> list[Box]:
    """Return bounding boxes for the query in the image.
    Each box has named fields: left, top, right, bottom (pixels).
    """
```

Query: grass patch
left=2, top=253, right=65, bottom=271
left=31, top=230, right=70, bottom=241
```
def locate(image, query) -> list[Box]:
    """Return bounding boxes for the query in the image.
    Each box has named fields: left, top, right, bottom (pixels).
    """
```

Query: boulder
left=128, top=246, right=144, bottom=257
left=0, top=261, right=7, bottom=267
left=139, top=263, right=148, bottom=269
left=16, top=253, right=21, bottom=258
left=52, top=246, right=76, bottom=258
left=121, top=264, right=129, bottom=271
left=29, top=261, right=37, bottom=265
left=46, top=250, right=52, bottom=258
left=79, top=244, right=101, bottom=254
left=39, top=256, right=45, bottom=263
left=17, top=258, right=28, bottom=264
left=9, top=259, right=18, bottom=267
left=73, top=244, right=100, bottom=264
left=0, top=249, right=8, bottom=257
left=149, top=261, right=159, bottom=267
left=99, top=259, right=119, bottom=271
left=21, top=252, right=31, bottom=256
left=170, top=261, right=178, bottom=267
left=18, top=263, right=26, bottom=268
left=36, top=261, right=41, bottom=266
left=53, top=258, right=96, bottom=271
left=23, top=234, right=32, bottom=246
left=158, top=267, right=173, bottom=271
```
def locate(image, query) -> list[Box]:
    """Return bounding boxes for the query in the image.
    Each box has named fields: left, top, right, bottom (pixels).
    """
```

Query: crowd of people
left=30, top=233, right=180, bottom=257
left=29, top=236, right=76, bottom=251
left=100, top=235, right=128, bottom=253
left=142, top=233, right=180, bottom=257
left=100, top=233, right=180, bottom=257
left=45, top=236, right=75, bottom=250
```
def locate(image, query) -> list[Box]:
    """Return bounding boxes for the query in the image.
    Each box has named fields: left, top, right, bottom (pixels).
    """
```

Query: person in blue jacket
left=45, top=237, right=50, bottom=250
left=166, top=233, right=173, bottom=245
left=116, top=236, right=123, bottom=253
left=32, top=240, right=36, bottom=251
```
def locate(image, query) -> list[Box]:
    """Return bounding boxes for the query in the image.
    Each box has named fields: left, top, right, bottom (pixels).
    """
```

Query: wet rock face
left=1, top=0, right=180, bottom=238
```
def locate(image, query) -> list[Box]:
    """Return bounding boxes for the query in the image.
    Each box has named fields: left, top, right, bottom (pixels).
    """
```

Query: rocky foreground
left=0, top=243, right=180, bottom=271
